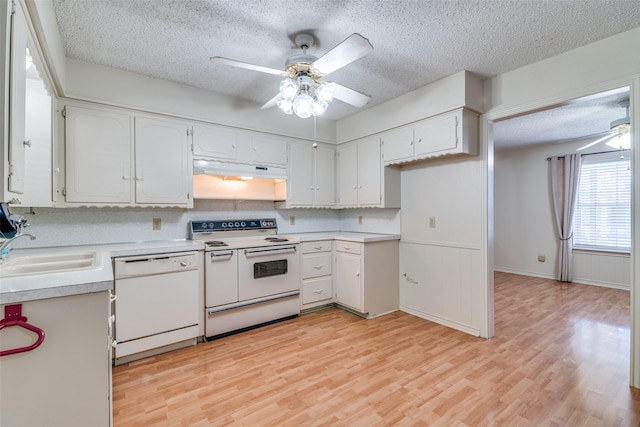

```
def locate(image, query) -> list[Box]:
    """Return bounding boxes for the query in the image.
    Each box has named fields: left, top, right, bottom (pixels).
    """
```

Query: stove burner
left=205, top=240, right=228, bottom=247
left=265, top=237, right=289, bottom=242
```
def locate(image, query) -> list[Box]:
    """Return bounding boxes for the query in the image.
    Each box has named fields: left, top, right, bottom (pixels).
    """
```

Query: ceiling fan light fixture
left=279, top=78, right=298, bottom=99
left=292, top=91, right=315, bottom=118
left=277, top=98, right=294, bottom=114
left=316, top=82, right=334, bottom=103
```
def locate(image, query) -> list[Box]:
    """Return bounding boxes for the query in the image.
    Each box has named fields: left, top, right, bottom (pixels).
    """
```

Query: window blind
left=574, top=153, right=631, bottom=251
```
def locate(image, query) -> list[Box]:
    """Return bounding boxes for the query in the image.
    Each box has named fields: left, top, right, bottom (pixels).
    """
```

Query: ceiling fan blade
left=331, top=83, right=371, bottom=108
left=576, top=133, right=614, bottom=151
left=261, top=93, right=281, bottom=110
left=211, top=57, right=284, bottom=76
left=312, top=33, right=373, bottom=76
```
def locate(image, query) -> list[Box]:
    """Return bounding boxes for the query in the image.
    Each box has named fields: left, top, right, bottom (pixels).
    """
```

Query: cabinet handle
left=136, top=176, right=143, bottom=181
left=358, top=185, right=362, bottom=189
left=356, top=271, right=360, bottom=277
left=313, top=265, right=324, bottom=270
left=23, top=140, right=32, bottom=147
left=353, top=186, right=357, bottom=189
left=232, top=144, right=236, bottom=148
left=417, top=138, right=422, bottom=143
left=310, top=186, right=314, bottom=190
left=410, top=140, right=414, bottom=145
left=122, top=175, right=129, bottom=180
left=313, top=289, right=324, bottom=294
left=313, top=246, right=323, bottom=250
left=316, top=186, right=320, bottom=190
left=179, top=261, right=188, bottom=267
left=253, top=147, right=257, bottom=151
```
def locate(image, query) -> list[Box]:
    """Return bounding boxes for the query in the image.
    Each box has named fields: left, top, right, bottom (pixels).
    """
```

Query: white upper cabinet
left=382, top=108, right=478, bottom=165
left=249, top=134, right=288, bottom=166
left=192, top=123, right=287, bottom=167
left=337, top=143, right=358, bottom=207
left=192, top=125, right=238, bottom=161
left=287, top=142, right=335, bottom=208
left=63, top=102, right=192, bottom=207
left=134, top=116, right=192, bottom=205
left=64, top=104, right=133, bottom=204
left=337, top=137, right=400, bottom=208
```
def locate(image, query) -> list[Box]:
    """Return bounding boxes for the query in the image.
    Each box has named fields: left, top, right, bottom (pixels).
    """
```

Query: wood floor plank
left=113, top=272, right=640, bottom=425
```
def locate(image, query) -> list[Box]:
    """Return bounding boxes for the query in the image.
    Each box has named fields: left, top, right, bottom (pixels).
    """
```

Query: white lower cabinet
left=301, top=240, right=333, bottom=310
left=334, top=239, right=400, bottom=318
left=0, top=292, right=111, bottom=426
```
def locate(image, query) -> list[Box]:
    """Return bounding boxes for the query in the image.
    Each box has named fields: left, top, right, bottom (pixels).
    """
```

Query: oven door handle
left=210, top=251, right=234, bottom=260
left=243, top=245, right=297, bottom=257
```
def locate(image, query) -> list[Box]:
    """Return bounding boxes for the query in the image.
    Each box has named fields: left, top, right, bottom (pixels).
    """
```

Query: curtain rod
left=546, top=148, right=630, bottom=161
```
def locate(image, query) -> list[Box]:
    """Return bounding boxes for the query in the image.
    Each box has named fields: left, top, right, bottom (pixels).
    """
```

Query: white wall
left=494, top=139, right=630, bottom=290
left=483, top=26, right=640, bottom=386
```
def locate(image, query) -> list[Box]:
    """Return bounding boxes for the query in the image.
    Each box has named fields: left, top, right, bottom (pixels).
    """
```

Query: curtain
left=550, top=154, right=582, bottom=282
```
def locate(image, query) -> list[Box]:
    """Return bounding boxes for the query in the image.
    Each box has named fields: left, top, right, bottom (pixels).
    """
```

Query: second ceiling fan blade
left=261, top=93, right=281, bottom=110
left=331, top=83, right=371, bottom=108
left=576, top=133, right=615, bottom=151
left=312, top=33, right=373, bottom=76
left=211, top=57, right=285, bottom=76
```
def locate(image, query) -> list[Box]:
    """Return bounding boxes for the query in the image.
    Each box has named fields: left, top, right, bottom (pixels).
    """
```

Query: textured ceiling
left=51, top=0, right=640, bottom=146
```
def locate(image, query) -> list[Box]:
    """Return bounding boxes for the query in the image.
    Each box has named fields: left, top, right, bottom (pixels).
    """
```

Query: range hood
left=193, top=160, right=287, bottom=180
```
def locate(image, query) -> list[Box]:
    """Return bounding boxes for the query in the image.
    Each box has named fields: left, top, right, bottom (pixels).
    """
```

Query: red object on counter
left=0, top=304, right=45, bottom=356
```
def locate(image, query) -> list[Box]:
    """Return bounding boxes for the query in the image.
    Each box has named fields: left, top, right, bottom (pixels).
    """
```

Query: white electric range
left=189, top=218, right=300, bottom=339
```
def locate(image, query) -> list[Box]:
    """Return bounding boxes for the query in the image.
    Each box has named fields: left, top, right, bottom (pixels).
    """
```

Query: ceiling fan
left=211, top=33, right=373, bottom=118
left=577, top=99, right=631, bottom=151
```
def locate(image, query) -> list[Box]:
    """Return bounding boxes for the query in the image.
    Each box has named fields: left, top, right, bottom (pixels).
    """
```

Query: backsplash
left=8, top=201, right=400, bottom=248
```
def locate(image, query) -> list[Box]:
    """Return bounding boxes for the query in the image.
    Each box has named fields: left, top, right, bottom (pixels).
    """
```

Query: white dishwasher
left=113, top=251, right=201, bottom=365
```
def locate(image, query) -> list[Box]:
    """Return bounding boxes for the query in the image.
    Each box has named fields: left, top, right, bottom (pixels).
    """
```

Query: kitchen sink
left=0, top=251, right=99, bottom=277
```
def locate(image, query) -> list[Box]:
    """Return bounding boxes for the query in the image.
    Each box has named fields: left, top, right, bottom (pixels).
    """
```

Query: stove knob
left=222, top=222, right=227, bottom=228
left=241, top=222, right=246, bottom=227
left=234, top=222, right=240, bottom=227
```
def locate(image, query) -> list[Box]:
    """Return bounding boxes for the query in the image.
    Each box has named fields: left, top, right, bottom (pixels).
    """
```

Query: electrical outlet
left=152, top=218, right=161, bottom=230
left=358, top=215, right=363, bottom=225
left=289, top=216, right=295, bottom=225
left=538, top=254, right=546, bottom=262
left=429, top=217, right=436, bottom=228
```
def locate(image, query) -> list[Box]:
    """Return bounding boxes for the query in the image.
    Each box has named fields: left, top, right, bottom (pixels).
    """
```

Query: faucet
left=0, top=233, right=36, bottom=263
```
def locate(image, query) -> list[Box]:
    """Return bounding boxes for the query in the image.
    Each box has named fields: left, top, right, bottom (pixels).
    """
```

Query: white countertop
left=292, top=231, right=400, bottom=243
left=0, top=240, right=204, bottom=304
left=0, top=234, right=398, bottom=304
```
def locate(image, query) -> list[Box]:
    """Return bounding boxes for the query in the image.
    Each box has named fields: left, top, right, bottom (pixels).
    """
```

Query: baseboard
left=399, top=306, right=481, bottom=337
left=494, top=267, right=630, bottom=291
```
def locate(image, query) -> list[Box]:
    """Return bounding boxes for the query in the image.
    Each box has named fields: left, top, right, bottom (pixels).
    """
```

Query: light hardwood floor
left=113, top=272, right=640, bottom=426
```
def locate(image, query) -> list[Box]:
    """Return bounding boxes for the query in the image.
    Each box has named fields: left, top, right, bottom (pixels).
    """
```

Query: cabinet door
left=381, top=126, right=414, bottom=163
left=414, top=110, right=460, bottom=156
left=65, top=105, right=133, bottom=203
left=337, top=144, right=358, bottom=207
left=250, top=135, right=288, bottom=166
left=134, top=116, right=191, bottom=205
left=192, top=124, right=238, bottom=161
left=357, top=138, right=381, bottom=206
left=7, top=2, right=28, bottom=194
left=335, top=251, right=362, bottom=311
left=288, top=143, right=314, bottom=206
left=314, top=145, right=335, bottom=207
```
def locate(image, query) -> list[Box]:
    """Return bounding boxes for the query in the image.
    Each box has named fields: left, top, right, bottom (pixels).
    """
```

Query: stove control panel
left=190, top=218, right=277, bottom=235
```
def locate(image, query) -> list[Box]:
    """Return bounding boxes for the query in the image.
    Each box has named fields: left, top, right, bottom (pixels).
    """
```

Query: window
left=574, top=151, right=631, bottom=252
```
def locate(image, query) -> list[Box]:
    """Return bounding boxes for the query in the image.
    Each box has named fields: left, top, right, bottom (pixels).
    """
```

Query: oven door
left=238, top=245, right=300, bottom=301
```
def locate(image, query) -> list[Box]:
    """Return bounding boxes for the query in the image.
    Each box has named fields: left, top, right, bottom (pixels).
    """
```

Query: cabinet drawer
left=302, top=240, right=332, bottom=254
left=335, top=241, right=361, bottom=255
left=302, top=276, right=333, bottom=304
left=302, top=253, right=332, bottom=278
